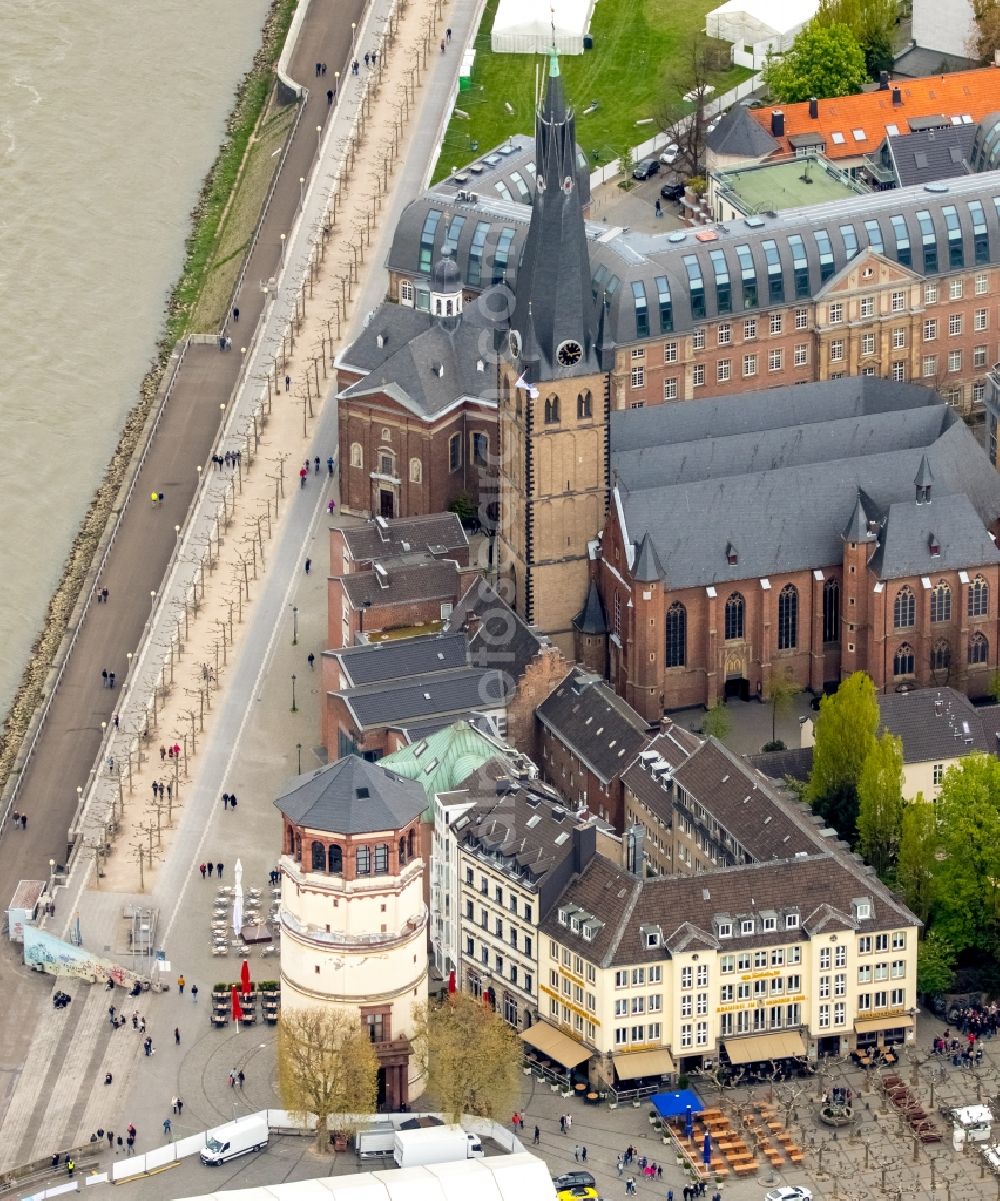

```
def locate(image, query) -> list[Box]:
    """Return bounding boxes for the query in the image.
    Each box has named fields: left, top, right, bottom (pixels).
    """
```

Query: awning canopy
left=651, top=1089, right=704, bottom=1119
left=613, top=1049, right=675, bottom=1080
left=725, top=1030, right=806, bottom=1064
left=521, top=1021, right=592, bottom=1068
left=855, top=1015, right=915, bottom=1034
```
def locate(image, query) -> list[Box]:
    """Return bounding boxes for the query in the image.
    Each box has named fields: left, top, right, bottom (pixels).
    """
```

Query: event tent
left=705, top=0, right=818, bottom=67
left=491, top=0, right=598, bottom=54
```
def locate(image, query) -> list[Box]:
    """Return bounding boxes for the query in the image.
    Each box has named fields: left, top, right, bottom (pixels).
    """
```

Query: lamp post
left=280, top=233, right=286, bottom=268
left=126, top=650, right=133, bottom=676
left=291, top=605, right=299, bottom=645
left=49, top=858, right=56, bottom=892
left=334, top=69, right=339, bottom=100
left=196, top=463, right=202, bottom=488
left=300, top=176, right=306, bottom=207
left=150, top=589, right=156, bottom=614
left=296, top=742, right=302, bottom=774
left=316, top=124, right=322, bottom=155
left=291, top=674, right=298, bottom=713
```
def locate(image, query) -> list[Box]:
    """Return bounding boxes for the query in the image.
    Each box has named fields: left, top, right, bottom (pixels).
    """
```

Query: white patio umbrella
left=232, top=858, right=244, bottom=937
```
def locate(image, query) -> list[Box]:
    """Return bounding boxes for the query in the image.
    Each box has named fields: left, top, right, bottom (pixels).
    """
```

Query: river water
left=0, top=0, right=273, bottom=715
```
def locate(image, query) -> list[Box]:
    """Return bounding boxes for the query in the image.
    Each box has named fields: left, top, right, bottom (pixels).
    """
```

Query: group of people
left=617, top=1146, right=661, bottom=1179
left=950, top=1001, right=999, bottom=1038
left=198, top=861, right=226, bottom=878
left=211, top=450, right=242, bottom=469
left=931, top=1029, right=986, bottom=1067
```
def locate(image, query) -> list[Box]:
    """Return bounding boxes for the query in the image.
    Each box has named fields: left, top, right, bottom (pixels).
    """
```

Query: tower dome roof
left=432, top=249, right=461, bottom=293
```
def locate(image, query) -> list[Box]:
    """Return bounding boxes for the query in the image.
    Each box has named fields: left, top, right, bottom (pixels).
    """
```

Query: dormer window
left=854, top=899, right=872, bottom=920
left=726, top=542, right=739, bottom=566
left=785, top=912, right=800, bottom=929
left=740, top=918, right=755, bottom=935
left=570, top=916, right=580, bottom=932
left=646, top=931, right=661, bottom=948
left=762, top=915, right=776, bottom=932
left=558, top=907, right=568, bottom=926
left=582, top=926, right=593, bottom=941
left=717, top=921, right=733, bottom=939
left=929, top=533, right=940, bottom=557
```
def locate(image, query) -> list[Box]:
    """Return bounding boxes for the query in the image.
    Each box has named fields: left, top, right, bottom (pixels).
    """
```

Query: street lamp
left=49, top=858, right=56, bottom=892
left=150, top=589, right=156, bottom=613
left=300, top=176, right=306, bottom=207
left=334, top=69, right=340, bottom=99
left=126, top=650, right=133, bottom=674
left=174, top=524, right=181, bottom=540
left=196, top=463, right=202, bottom=486
left=352, top=21, right=357, bottom=48
left=296, top=742, right=302, bottom=774
left=291, top=674, right=298, bottom=713
left=291, top=605, right=299, bottom=645
left=280, top=232, right=286, bottom=268
left=316, top=124, right=322, bottom=154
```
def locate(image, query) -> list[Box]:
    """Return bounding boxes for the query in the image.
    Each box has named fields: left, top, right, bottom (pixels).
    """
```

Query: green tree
left=277, top=1007, right=379, bottom=1152
left=917, top=930, right=957, bottom=998
left=970, top=0, right=1000, bottom=63
left=764, top=672, right=800, bottom=747
left=807, top=672, right=878, bottom=841
left=856, top=732, right=904, bottom=878
left=932, top=754, right=1000, bottom=955
left=413, top=993, right=522, bottom=1122
left=764, top=23, right=868, bottom=103
left=814, top=0, right=898, bottom=77
left=702, top=701, right=731, bottom=742
left=895, top=795, right=936, bottom=924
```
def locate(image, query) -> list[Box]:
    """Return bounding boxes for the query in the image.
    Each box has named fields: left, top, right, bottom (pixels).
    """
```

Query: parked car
left=556, top=1188, right=599, bottom=1201
left=632, top=158, right=660, bottom=180
left=659, top=143, right=679, bottom=165
left=553, top=1173, right=597, bottom=1191
left=660, top=181, right=685, bottom=202
left=765, top=1188, right=813, bottom=1201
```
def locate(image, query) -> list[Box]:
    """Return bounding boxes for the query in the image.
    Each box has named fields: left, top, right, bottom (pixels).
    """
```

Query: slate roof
left=867, top=493, right=1000, bottom=578
left=341, top=514, right=467, bottom=565
left=541, top=850, right=918, bottom=968
left=747, top=67, right=1000, bottom=160
left=671, top=739, right=821, bottom=862
left=274, top=756, right=426, bottom=834
left=445, top=577, right=549, bottom=680
left=340, top=560, right=462, bottom=609
left=452, top=780, right=585, bottom=890
left=747, top=746, right=815, bottom=783
left=877, top=686, right=998, bottom=762
left=707, top=102, right=781, bottom=159
left=537, top=669, right=652, bottom=785
left=622, top=729, right=701, bottom=825
left=329, top=632, right=469, bottom=687
left=892, top=46, right=978, bottom=78
left=884, top=124, right=976, bottom=186
left=338, top=298, right=505, bottom=419
left=575, top=579, right=608, bottom=634
left=382, top=719, right=523, bottom=801
left=610, top=381, right=1000, bottom=590
left=335, top=667, right=511, bottom=731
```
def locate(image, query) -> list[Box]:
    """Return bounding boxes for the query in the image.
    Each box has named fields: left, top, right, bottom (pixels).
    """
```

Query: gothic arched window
left=777, top=584, right=799, bottom=650
left=931, top=639, right=951, bottom=671
left=930, top=582, right=952, bottom=623
left=822, top=577, right=840, bottom=644
left=969, top=575, right=989, bottom=618
left=725, top=593, right=745, bottom=641
left=893, top=643, right=915, bottom=676
left=577, top=391, right=592, bottom=419
left=969, top=632, right=989, bottom=665
left=666, top=603, right=686, bottom=667
left=544, top=395, right=560, bottom=424
left=894, top=586, right=915, bottom=629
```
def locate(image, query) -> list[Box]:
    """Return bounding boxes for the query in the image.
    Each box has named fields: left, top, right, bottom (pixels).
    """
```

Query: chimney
left=892, top=87, right=902, bottom=107
left=808, top=97, right=819, bottom=119
left=463, top=609, right=482, bottom=639
left=771, top=109, right=785, bottom=137
left=934, top=694, right=944, bottom=717
left=879, top=70, right=890, bottom=90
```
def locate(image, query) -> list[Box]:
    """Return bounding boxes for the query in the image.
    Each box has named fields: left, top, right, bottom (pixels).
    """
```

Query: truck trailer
left=392, top=1125, right=484, bottom=1168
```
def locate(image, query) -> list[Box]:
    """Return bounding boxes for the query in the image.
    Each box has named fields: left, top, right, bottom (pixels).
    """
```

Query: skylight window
left=831, top=131, right=846, bottom=145
left=852, top=129, right=866, bottom=141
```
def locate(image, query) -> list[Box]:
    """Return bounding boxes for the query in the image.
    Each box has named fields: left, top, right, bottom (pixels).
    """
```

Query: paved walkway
left=0, top=0, right=366, bottom=1151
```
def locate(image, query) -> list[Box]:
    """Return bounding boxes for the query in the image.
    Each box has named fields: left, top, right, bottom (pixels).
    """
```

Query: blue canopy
left=651, top=1089, right=704, bottom=1120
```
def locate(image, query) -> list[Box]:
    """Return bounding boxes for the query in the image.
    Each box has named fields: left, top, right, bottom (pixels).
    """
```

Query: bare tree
left=655, top=35, right=728, bottom=180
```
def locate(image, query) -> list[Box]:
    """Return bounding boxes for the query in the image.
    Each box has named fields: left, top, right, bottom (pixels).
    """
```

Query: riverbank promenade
left=0, top=0, right=365, bottom=1113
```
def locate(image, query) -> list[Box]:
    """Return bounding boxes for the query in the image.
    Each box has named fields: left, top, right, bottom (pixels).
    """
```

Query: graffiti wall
left=23, top=927, right=136, bottom=987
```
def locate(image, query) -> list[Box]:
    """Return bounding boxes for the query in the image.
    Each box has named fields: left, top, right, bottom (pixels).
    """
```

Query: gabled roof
left=877, top=686, right=996, bottom=763
left=274, top=756, right=426, bottom=834
left=339, top=559, right=462, bottom=610
left=334, top=667, right=511, bottom=731
left=885, top=123, right=976, bottom=186
left=633, top=533, right=664, bottom=582
left=748, top=68, right=1000, bottom=160
left=867, top=493, right=1000, bottom=578
left=445, top=577, right=549, bottom=680
left=708, top=102, right=781, bottom=158
left=537, top=668, right=651, bottom=784
left=328, top=632, right=469, bottom=687
left=340, top=514, right=467, bottom=564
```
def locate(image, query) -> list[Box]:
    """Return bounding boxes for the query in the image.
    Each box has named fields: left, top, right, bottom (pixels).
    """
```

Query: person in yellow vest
left=177, top=974, right=185, bottom=994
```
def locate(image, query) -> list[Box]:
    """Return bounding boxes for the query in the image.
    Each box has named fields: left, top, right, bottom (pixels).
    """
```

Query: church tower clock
left=497, top=50, right=611, bottom=656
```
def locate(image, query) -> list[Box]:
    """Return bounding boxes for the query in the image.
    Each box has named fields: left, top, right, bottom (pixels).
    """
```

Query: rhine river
left=0, top=0, right=273, bottom=716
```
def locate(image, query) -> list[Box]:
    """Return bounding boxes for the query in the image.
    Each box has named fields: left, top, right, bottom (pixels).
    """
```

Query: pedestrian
left=440, top=38, right=445, bottom=52
left=307, top=653, right=315, bottom=671
left=223, top=793, right=230, bottom=810
left=166, top=783, right=172, bottom=801
left=174, top=1027, right=181, bottom=1045
left=574, top=1145, right=580, bottom=1162
left=67, top=1160, right=75, bottom=1178
left=102, top=587, right=109, bottom=603
left=172, top=1097, right=178, bottom=1114
left=559, top=1115, right=566, bottom=1133
left=327, top=89, right=334, bottom=105
left=299, top=467, right=307, bottom=488
left=132, top=1013, right=138, bottom=1029
left=139, top=1017, right=146, bottom=1033
left=617, top=1158, right=624, bottom=1177
left=20, top=814, right=26, bottom=829
left=327, top=456, right=334, bottom=475
left=230, top=794, right=238, bottom=809
left=327, top=499, right=336, bottom=514
left=151, top=492, right=158, bottom=508
left=109, top=672, right=115, bottom=688
left=177, top=1098, right=184, bottom=1115
left=229, top=1072, right=236, bottom=1088
left=447, top=27, right=452, bottom=39
left=365, top=51, right=370, bottom=67
left=207, top=862, right=214, bottom=877
left=655, top=199, right=662, bottom=218
left=143, top=1037, right=152, bottom=1056
left=217, top=862, right=224, bottom=878
left=107, top=1131, right=114, bottom=1148
left=314, top=456, right=320, bottom=474
left=321, top=62, right=327, bottom=74
left=238, top=1070, right=246, bottom=1088
left=163, top=1118, right=171, bottom=1137
left=533, top=1125, right=540, bottom=1145
left=113, top=714, right=119, bottom=730
left=305, top=558, right=312, bottom=574
left=233, top=306, right=240, bottom=323
left=285, top=373, right=291, bottom=391
left=581, top=1147, right=587, bottom=1162
left=219, top=335, right=226, bottom=352
left=565, top=1113, right=572, bottom=1132
left=315, top=61, right=321, bottom=76
left=177, top=975, right=185, bottom=994
left=102, top=669, right=108, bottom=688
left=191, top=985, right=199, bottom=1003
left=11, top=811, right=19, bottom=830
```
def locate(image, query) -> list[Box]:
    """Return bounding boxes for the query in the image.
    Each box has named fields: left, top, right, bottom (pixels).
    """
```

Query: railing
left=281, top=904, right=428, bottom=948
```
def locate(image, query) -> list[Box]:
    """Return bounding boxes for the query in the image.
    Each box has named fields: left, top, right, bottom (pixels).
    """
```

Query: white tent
left=706, top=0, right=818, bottom=66
left=490, top=0, right=597, bottom=54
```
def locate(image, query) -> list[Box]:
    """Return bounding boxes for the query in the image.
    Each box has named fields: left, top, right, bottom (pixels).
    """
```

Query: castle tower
left=497, top=50, right=609, bottom=656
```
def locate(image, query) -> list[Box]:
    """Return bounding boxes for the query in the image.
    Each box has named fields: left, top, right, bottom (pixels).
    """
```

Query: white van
left=200, top=1114, right=269, bottom=1164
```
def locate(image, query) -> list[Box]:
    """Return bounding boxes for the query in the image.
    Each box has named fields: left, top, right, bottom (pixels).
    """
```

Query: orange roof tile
left=748, top=67, right=1000, bottom=159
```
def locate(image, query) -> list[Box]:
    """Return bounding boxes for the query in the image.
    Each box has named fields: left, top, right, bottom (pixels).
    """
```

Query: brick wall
left=505, top=651, right=570, bottom=758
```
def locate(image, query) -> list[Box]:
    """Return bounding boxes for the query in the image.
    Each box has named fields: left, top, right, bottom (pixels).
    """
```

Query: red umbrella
left=447, top=969, right=456, bottom=995
left=240, top=959, right=252, bottom=995
left=231, top=985, right=243, bottom=1023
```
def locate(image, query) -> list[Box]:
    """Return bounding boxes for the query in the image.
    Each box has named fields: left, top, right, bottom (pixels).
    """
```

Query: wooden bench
left=733, top=1161, right=759, bottom=1176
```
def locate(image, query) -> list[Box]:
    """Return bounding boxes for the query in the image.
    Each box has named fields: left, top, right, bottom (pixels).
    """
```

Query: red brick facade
left=597, top=502, right=1000, bottom=720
